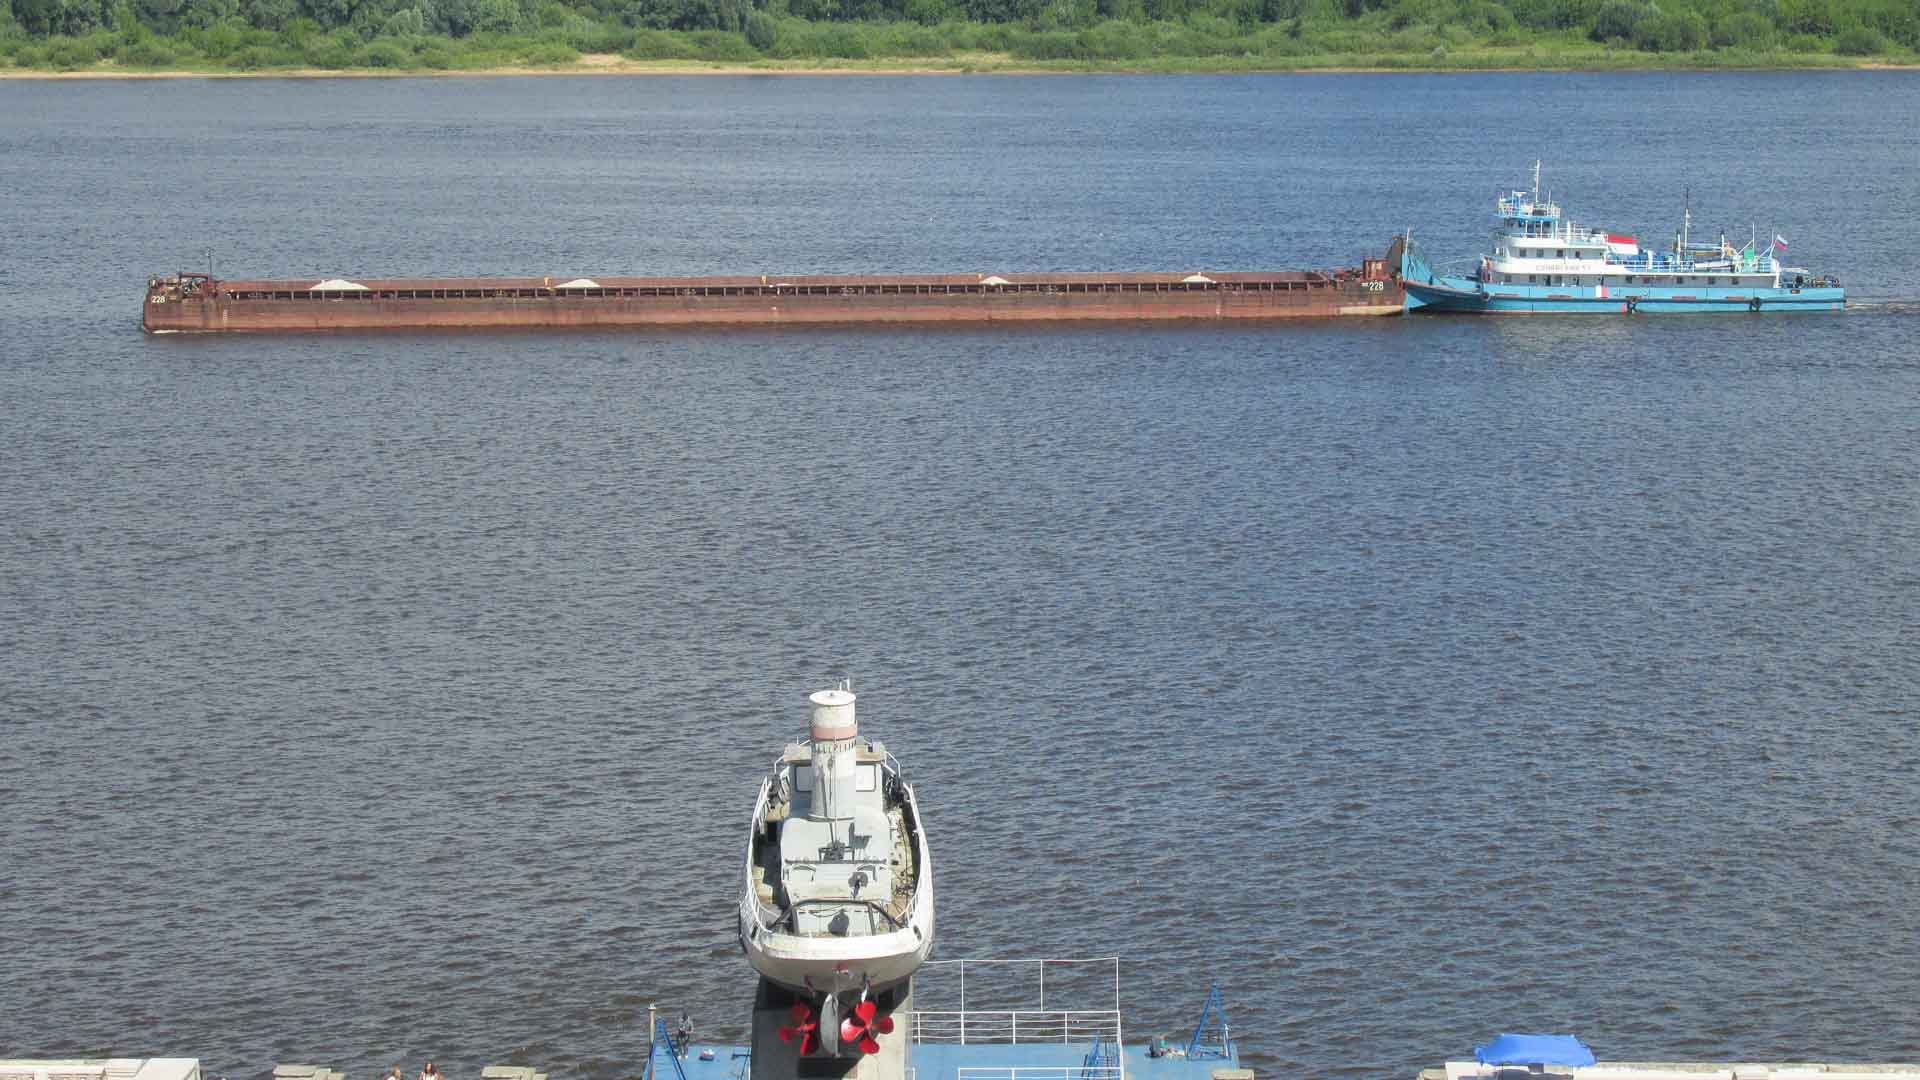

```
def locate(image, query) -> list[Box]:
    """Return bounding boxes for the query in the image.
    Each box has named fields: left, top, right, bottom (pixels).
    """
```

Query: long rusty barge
left=143, top=244, right=1406, bottom=333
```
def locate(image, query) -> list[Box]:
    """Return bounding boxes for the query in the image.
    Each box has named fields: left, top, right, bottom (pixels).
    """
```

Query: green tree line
left=1, top=0, right=1913, bottom=72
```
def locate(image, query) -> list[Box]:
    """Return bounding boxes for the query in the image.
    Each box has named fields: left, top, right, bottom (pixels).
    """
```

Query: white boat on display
left=738, top=685, right=934, bottom=1057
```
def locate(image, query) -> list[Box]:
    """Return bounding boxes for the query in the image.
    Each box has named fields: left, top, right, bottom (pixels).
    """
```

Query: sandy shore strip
left=0, top=53, right=1021, bottom=77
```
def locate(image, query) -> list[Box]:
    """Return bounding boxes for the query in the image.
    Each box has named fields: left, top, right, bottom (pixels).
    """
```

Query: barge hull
left=143, top=260, right=1405, bottom=334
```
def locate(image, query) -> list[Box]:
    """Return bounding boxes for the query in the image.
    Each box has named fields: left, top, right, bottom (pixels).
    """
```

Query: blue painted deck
left=909, top=1041, right=1236, bottom=1080
left=651, top=1042, right=1237, bottom=1080
left=645, top=964, right=1237, bottom=1080
left=657, top=1046, right=752, bottom=1080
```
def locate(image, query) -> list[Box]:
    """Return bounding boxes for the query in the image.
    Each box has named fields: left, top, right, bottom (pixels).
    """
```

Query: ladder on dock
left=1080, top=1037, right=1119, bottom=1080
left=1184, top=985, right=1231, bottom=1060
left=649, top=1016, right=690, bottom=1080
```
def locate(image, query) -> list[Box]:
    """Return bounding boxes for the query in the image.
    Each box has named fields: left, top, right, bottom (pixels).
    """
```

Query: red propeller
left=778, top=1001, right=821, bottom=1055
left=839, top=996, right=894, bottom=1055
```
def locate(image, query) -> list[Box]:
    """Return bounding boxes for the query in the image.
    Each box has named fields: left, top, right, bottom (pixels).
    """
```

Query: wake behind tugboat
left=1401, top=162, right=1846, bottom=314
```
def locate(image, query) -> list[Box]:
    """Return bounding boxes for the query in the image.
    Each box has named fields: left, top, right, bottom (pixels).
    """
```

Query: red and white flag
left=1773, top=234, right=1789, bottom=251
left=1605, top=233, right=1639, bottom=256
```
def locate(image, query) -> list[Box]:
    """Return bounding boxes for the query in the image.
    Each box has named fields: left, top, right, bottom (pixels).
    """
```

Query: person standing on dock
left=675, top=1012, right=693, bottom=1056
left=419, top=1061, right=443, bottom=1080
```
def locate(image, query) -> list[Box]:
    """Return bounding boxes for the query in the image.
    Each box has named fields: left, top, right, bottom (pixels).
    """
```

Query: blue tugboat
left=1401, top=163, right=1845, bottom=314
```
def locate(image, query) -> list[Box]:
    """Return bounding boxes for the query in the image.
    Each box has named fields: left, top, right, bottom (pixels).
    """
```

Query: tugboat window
left=856, top=764, right=878, bottom=792
left=793, top=765, right=814, bottom=792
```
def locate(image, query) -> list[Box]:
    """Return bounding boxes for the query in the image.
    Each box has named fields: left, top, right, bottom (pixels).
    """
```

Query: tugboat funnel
left=808, top=688, right=858, bottom=821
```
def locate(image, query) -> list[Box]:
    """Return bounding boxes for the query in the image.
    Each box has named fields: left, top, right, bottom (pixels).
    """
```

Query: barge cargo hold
left=142, top=250, right=1405, bottom=333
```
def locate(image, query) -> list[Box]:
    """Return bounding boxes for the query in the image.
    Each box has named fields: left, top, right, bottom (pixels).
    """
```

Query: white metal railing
left=910, top=958, right=1124, bottom=1049
left=912, top=1011, right=1122, bottom=1045
left=959, top=1069, right=1123, bottom=1080
left=918, top=957, right=1121, bottom=1014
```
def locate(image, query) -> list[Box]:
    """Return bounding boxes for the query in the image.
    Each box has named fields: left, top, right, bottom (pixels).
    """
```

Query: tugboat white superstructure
left=739, top=686, right=934, bottom=1057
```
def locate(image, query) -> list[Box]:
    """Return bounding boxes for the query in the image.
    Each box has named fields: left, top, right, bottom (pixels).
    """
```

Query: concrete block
left=274, top=1067, right=319, bottom=1079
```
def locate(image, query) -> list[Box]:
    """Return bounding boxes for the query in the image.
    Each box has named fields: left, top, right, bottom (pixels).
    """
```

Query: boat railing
left=784, top=898, right=905, bottom=937
left=1497, top=193, right=1560, bottom=220
left=744, top=748, right=925, bottom=941
left=957, top=1069, right=1123, bottom=1080
left=912, top=1012, right=1123, bottom=1046
left=767, top=741, right=908, bottom=784
left=911, top=958, right=1125, bottom=1047
left=1603, top=250, right=1779, bottom=274
left=1502, top=218, right=1613, bottom=245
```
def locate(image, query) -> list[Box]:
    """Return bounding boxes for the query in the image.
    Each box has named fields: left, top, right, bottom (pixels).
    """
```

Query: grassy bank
left=0, top=35, right=1911, bottom=73
left=2, top=0, right=1914, bottom=75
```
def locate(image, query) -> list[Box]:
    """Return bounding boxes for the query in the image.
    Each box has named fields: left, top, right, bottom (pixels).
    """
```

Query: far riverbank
left=3, top=49, right=1917, bottom=76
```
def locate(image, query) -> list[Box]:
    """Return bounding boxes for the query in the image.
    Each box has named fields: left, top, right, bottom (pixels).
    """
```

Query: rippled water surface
left=4, top=70, right=1920, bottom=1080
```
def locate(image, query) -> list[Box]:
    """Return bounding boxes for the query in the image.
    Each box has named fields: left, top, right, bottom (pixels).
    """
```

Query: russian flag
left=1773, top=234, right=1789, bottom=251
left=1606, top=233, right=1639, bottom=256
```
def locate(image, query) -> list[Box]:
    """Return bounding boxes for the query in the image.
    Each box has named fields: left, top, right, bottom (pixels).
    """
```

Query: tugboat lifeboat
left=739, top=687, right=934, bottom=1004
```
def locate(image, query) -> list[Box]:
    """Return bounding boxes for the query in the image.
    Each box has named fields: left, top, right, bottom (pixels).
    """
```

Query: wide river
left=3, top=70, right=1919, bottom=1080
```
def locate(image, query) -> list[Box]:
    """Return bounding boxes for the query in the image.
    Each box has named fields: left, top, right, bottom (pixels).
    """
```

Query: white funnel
left=808, top=688, right=857, bottom=821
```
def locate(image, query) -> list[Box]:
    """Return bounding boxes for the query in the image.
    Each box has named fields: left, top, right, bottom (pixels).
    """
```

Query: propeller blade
left=873, top=1015, right=895, bottom=1035
left=841, top=1019, right=864, bottom=1043
left=860, top=1036, right=881, bottom=1055
left=790, top=1002, right=813, bottom=1024
left=799, top=1033, right=818, bottom=1056
left=854, top=1000, right=878, bottom=1024
left=777, top=1027, right=796, bottom=1043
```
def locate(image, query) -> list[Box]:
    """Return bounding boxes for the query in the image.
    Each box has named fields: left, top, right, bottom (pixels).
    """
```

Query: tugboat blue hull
left=1404, top=279, right=1847, bottom=314
left=1401, top=243, right=1845, bottom=314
